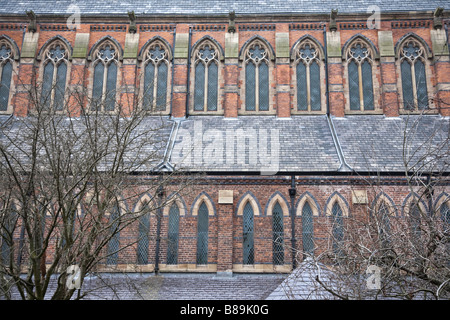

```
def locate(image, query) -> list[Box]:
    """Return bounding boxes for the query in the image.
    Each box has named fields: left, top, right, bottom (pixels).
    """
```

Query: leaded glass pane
left=156, top=62, right=168, bottom=111
left=258, top=61, right=269, bottom=111
left=167, top=204, right=179, bottom=265
left=441, top=202, right=450, bottom=225
left=401, top=60, right=414, bottom=110
left=196, top=202, right=209, bottom=264
left=302, top=202, right=314, bottom=256
left=272, top=202, right=284, bottom=265
left=245, top=61, right=256, bottom=111
left=143, top=62, right=155, bottom=110
left=310, top=61, right=321, bottom=111
left=53, top=62, right=67, bottom=111
left=361, top=60, right=374, bottom=110
left=348, top=60, right=360, bottom=110
left=105, top=62, right=117, bottom=112
left=331, top=202, right=343, bottom=255
left=414, top=60, right=428, bottom=110
left=0, top=60, right=12, bottom=111
left=207, top=62, right=218, bottom=111
left=409, top=203, right=421, bottom=237
left=107, top=206, right=120, bottom=265
left=41, top=62, right=54, bottom=108
left=243, top=202, right=254, bottom=265
left=194, top=62, right=205, bottom=111
left=137, top=210, right=150, bottom=265
left=296, top=62, right=308, bottom=111
left=1, top=204, right=17, bottom=264
left=92, top=62, right=104, bottom=110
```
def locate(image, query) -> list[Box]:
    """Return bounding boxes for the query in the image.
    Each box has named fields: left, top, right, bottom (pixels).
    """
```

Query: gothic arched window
left=302, top=201, right=314, bottom=256
left=399, top=38, right=429, bottom=111
left=295, top=40, right=322, bottom=112
left=0, top=40, right=14, bottom=112
left=331, top=202, right=344, bottom=256
left=167, top=203, right=180, bottom=265
left=243, top=201, right=255, bottom=264
left=346, top=39, right=375, bottom=111
left=244, top=40, right=270, bottom=112
left=40, top=41, right=69, bottom=111
left=91, top=41, right=119, bottom=112
left=193, top=41, right=219, bottom=112
left=142, top=41, right=169, bottom=112
left=196, top=201, right=209, bottom=264
left=272, top=202, right=284, bottom=265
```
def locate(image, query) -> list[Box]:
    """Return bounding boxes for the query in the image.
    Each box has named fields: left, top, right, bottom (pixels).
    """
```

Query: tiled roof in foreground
left=0, top=0, right=447, bottom=16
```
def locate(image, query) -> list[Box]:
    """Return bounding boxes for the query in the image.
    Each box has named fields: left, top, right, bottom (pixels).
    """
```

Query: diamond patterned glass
left=53, top=62, right=67, bottom=111
left=414, top=60, right=428, bottom=110
left=302, top=202, right=314, bottom=256
left=196, top=202, right=209, bottom=264
left=137, top=204, right=150, bottom=265
left=207, top=62, right=218, bottom=111
left=245, top=61, right=256, bottom=111
left=361, top=60, right=374, bottom=110
left=310, top=61, right=321, bottom=111
left=243, top=202, right=254, bottom=265
left=167, top=204, right=179, bottom=265
left=156, top=62, right=168, bottom=111
left=348, top=60, right=360, bottom=110
left=296, top=62, right=307, bottom=111
left=105, top=62, right=117, bottom=112
left=143, top=62, right=155, bottom=110
left=0, top=60, right=12, bottom=111
left=272, top=202, right=284, bottom=265
left=258, top=61, right=269, bottom=111
left=92, top=62, right=104, bottom=110
left=441, top=202, right=450, bottom=225
left=107, top=206, right=120, bottom=265
left=194, top=62, right=205, bottom=111
left=331, top=202, right=343, bottom=255
left=401, top=60, right=414, bottom=110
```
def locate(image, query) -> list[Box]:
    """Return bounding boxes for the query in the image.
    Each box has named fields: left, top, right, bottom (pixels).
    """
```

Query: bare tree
left=0, top=64, right=193, bottom=300
left=279, top=107, right=450, bottom=300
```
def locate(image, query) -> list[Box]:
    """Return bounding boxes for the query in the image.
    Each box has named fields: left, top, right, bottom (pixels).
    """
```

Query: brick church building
left=0, top=1, right=449, bottom=277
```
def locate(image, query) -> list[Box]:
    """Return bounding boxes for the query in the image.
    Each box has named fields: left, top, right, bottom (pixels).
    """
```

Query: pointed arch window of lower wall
left=106, top=205, right=120, bottom=265
left=331, top=202, right=344, bottom=257
left=302, top=202, right=314, bottom=257
left=137, top=201, right=151, bottom=265
left=196, top=202, right=209, bottom=265
left=243, top=201, right=255, bottom=265
left=167, top=203, right=180, bottom=265
left=272, top=202, right=284, bottom=265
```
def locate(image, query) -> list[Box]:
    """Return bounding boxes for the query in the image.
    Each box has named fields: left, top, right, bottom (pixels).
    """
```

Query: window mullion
left=357, top=61, right=364, bottom=111
left=50, top=62, right=58, bottom=109
left=306, top=63, right=311, bottom=111
left=153, top=62, right=158, bottom=112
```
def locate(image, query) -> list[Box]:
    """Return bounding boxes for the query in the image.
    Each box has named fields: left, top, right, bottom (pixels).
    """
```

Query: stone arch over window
left=163, top=192, right=187, bottom=217
left=291, top=35, right=326, bottom=113
left=191, top=191, right=216, bottom=217
left=325, top=192, right=349, bottom=217
left=371, top=192, right=398, bottom=217
left=133, top=193, right=155, bottom=265
left=371, top=192, right=397, bottom=240
left=236, top=191, right=261, bottom=217
left=239, top=36, right=275, bottom=114
left=190, top=36, right=224, bottom=114
left=88, top=36, right=122, bottom=112
left=395, top=33, right=433, bottom=112
left=402, top=193, right=428, bottom=238
left=342, top=34, right=380, bottom=113
left=37, top=36, right=72, bottom=112
left=138, top=37, right=172, bottom=113
left=401, top=192, right=428, bottom=217
left=0, top=35, right=19, bottom=114
left=296, top=192, right=321, bottom=217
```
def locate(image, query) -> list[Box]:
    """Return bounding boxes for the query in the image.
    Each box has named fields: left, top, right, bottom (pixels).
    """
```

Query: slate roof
left=0, top=0, right=447, bottom=16
left=1, top=114, right=448, bottom=174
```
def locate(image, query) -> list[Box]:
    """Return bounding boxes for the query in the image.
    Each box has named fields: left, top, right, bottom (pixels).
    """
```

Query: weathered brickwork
left=0, top=11, right=449, bottom=274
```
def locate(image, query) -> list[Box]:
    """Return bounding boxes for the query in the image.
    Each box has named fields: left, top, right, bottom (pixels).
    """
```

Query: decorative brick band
left=238, top=24, right=275, bottom=31
left=391, top=20, right=431, bottom=29
left=191, top=24, right=226, bottom=32
left=90, top=24, right=127, bottom=32
left=289, top=23, right=323, bottom=30
left=139, top=24, right=176, bottom=32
